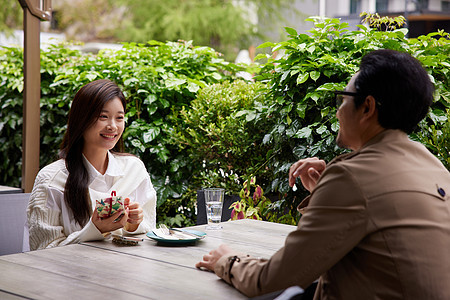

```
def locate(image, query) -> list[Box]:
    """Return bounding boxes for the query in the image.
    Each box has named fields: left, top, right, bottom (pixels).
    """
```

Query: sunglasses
left=333, top=90, right=382, bottom=108
left=333, top=90, right=361, bottom=108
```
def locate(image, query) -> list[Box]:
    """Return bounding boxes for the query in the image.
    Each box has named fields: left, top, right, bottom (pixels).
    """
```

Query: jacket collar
left=329, top=129, right=408, bottom=165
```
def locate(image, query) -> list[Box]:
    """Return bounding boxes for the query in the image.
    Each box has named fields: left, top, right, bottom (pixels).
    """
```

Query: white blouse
left=28, top=151, right=156, bottom=250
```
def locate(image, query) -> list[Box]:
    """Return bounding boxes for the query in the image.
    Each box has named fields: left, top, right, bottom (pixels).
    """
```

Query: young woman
left=28, top=79, right=156, bottom=250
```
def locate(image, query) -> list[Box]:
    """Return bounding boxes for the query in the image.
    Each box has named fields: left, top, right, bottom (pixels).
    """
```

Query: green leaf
left=187, top=82, right=200, bottom=93
left=296, top=103, right=307, bottom=119
left=124, top=77, right=138, bottom=86
left=316, top=124, right=327, bottom=135
left=263, top=134, right=272, bottom=144
left=310, top=93, right=320, bottom=103
left=131, top=139, right=145, bottom=152
left=211, top=73, right=222, bottom=80
left=157, top=149, right=169, bottom=162
left=245, top=111, right=256, bottom=122
left=86, top=72, right=99, bottom=81
left=429, top=109, right=447, bottom=124
left=296, top=73, right=309, bottom=85
left=254, top=53, right=269, bottom=61
left=316, top=82, right=342, bottom=91
left=286, top=115, right=292, bottom=125
left=295, top=127, right=312, bottom=139
left=284, top=27, right=298, bottom=36
left=235, top=110, right=247, bottom=118
left=144, top=94, right=157, bottom=105
left=159, top=98, right=170, bottom=108
left=310, top=71, right=320, bottom=81
left=165, top=78, right=186, bottom=88
left=307, top=45, right=316, bottom=54
left=147, top=104, right=158, bottom=115
left=257, top=42, right=275, bottom=49
left=143, top=127, right=161, bottom=143
left=331, top=121, right=340, bottom=132
left=321, top=107, right=330, bottom=118
left=280, top=71, right=290, bottom=82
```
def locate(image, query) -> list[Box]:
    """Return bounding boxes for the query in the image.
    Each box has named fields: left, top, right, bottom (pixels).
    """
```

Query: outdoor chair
left=0, top=193, right=30, bottom=255
left=251, top=282, right=317, bottom=300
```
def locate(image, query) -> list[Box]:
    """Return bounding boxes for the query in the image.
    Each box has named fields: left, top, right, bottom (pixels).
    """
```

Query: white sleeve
left=60, top=218, right=105, bottom=246
left=28, top=172, right=104, bottom=250
left=122, top=175, right=157, bottom=235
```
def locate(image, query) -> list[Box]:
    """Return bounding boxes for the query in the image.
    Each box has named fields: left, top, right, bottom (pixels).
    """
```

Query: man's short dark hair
left=354, top=49, right=434, bottom=134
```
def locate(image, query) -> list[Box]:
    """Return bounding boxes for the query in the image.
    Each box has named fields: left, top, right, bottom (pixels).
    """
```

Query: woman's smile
left=100, top=133, right=118, bottom=140
left=83, top=97, right=125, bottom=153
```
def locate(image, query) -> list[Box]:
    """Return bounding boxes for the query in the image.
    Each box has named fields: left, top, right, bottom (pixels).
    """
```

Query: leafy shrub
left=0, top=47, right=24, bottom=185
left=170, top=80, right=274, bottom=193
left=156, top=188, right=197, bottom=228
left=253, top=16, right=450, bottom=223
left=412, top=115, right=450, bottom=168
left=1, top=16, right=448, bottom=227
left=0, top=41, right=243, bottom=207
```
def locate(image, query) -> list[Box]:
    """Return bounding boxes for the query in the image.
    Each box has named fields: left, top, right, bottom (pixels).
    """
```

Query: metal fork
left=159, top=224, right=203, bottom=239
left=159, top=224, right=171, bottom=235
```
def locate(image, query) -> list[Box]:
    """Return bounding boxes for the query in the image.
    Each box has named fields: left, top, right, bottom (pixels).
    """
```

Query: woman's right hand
left=92, top=207, right=129, bottom=233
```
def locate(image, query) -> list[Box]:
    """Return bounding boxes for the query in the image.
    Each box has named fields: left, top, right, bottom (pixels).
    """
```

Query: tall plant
left=254, top=15, right=449, bottom=223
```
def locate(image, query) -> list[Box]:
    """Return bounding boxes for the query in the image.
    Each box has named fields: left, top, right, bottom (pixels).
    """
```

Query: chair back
left=196, top=190, right=237, bottom=225
left=0, top=193, right=30, bottom=255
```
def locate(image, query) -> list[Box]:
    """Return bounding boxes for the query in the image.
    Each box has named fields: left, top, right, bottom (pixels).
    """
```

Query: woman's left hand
left=124, top=198, right=143, bottom=232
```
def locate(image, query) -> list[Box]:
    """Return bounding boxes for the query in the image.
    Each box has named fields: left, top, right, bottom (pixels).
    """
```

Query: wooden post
left=18, top=0, right=51, bottom=192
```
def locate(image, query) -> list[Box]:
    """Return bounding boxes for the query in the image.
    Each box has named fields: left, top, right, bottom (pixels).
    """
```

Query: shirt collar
left=82, top=151, right=125, bottom=183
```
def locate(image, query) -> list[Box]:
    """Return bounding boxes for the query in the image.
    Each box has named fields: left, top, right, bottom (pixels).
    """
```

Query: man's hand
left=289, top=157, right=326, bottom=192
left=196, top=244, right=235, bottom=271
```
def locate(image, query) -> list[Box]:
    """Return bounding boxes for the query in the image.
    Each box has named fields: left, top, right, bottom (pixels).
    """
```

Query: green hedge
left=1, top=16, right=448, bottom=226
left=171, top=80, right=273, bottom=192
left=252, top=17, right=450, bottom=221
left=0, top=40, right=243, bottom=205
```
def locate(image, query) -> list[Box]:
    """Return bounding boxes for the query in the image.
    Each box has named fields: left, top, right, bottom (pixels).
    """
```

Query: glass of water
left=204, top=188, right=225, bottom=230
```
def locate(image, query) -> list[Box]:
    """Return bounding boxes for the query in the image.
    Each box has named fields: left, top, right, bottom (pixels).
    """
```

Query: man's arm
left=289, top=157, right=326, bottom=192
left=197, top=164, right=368, bottom=297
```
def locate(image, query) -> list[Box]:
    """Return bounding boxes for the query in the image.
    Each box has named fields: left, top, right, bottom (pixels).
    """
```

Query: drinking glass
left=204, top=188, right=225, bottom=230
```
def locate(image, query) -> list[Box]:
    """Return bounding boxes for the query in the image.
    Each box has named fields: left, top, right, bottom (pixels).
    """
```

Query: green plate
left=146, top=229, right=206, bottom=245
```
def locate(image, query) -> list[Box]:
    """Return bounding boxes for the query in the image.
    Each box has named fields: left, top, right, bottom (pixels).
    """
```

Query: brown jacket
left=214, top=130, right=450, bottom=299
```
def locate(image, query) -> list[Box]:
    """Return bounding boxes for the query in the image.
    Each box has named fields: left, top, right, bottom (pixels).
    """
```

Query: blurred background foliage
left=0, top=0, right=297, bottom=60
left=0, top=15, right=449, bottom=226
left=0, top=39, right=243, bottom=226
left=0, top=0, right=22, bottom=34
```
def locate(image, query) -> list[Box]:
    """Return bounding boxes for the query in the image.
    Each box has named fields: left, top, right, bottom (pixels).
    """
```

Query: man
left=195, top=49, right=450, bottom=299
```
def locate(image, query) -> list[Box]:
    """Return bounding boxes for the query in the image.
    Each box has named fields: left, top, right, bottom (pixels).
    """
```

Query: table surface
left=0, top=219, right=296, bottom=299
left=0, top=185, right=23, bottom=194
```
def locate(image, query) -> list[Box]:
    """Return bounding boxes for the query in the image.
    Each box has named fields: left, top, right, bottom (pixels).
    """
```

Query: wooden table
left=0, top=219, right=296, bottom=299
left=0, top=185, right=23, bottom=194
